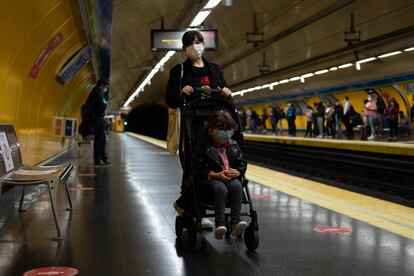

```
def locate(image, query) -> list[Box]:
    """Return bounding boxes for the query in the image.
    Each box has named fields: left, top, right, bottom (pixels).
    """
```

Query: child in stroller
left=192, top=110, right=248, bottom=239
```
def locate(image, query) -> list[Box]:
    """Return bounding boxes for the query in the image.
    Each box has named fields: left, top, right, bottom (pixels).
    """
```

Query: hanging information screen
left=151, top=29, right=218, bottom=51
left=0, top=132, right=14, bottom=172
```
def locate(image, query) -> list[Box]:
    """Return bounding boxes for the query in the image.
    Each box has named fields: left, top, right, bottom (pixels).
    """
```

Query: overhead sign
left=151, top=29, right=218, bottom=51
left=58, top=47, right=91, bottom=83
left=0, top=132, right=14, bottom=172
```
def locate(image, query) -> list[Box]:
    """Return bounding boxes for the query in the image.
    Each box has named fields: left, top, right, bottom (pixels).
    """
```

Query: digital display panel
left=151, top=29, right=218, bottom=51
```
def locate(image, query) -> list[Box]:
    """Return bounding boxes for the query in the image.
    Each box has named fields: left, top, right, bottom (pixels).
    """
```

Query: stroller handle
left=181, top=87, right=222, bottom=105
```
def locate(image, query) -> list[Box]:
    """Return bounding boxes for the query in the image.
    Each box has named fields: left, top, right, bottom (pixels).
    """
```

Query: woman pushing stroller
left=165, top=30, right=234, bottom=229
left=192, top=110, right=248, bottom=239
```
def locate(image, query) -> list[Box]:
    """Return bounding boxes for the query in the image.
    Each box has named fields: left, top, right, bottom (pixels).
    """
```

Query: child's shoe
left=201, top=218, right=214, bottom=229
left=214, top=226, right=227, bottom=239
left=231, top=221, right=248, bottom=237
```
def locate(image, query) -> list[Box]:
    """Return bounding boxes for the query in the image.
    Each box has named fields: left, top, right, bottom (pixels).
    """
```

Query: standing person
left=270, top=104, right=279, bottom=135
left=261, top=108, right=268, bottom=133
left=239, top=108, right=247, bottom=132
left=87, top=79, right=111, bottom=166
left=315, top=102, right=325, bottom=138
left=410, top=96, right=414, bottom=125
left=286, top=103, right=296, bottom=136
left=192, top=110, right=247, bottom=239
left=165, top=30, right=232, bottom=228
left=276, top=105, right=285, bottom=135
left=376, top=97, right=386, bottom=137
left=385, top=98, right=399, bottom=141
left=249, top=107, right=258, bottom=133
left=325, top=102, right=335, bottom=138
left=343, top=96, right=354, bottom=138
left=304, top=106, right=313, bottom=137
left=365, top=94, right=378, bottom=140
left=334, top=100, right=344, bottom=139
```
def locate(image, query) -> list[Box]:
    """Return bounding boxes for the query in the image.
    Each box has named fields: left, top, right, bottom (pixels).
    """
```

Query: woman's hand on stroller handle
left=218, top=87, right=232, bottom=97
left=181, top=85, right=194, bottom=95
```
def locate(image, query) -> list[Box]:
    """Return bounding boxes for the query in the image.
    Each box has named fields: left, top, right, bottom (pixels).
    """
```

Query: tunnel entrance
left=125, top=104, right=168, bottom=140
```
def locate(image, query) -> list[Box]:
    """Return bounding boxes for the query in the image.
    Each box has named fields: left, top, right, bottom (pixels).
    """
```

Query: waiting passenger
left=286, top=103, right=296, bottom=136
left=261, top=108, right=268, bottom=133
left=315, top=102, right=325, bottom=138
left=334, top=100, right=344, bottom=139
left=411, top=97, right=414, bottom=124
left=386, top=98, right=399, bottom=141
left=192, top=110, right=247, bottom=239
left=343, top=96, right=354, bottom=138
left=304, top=106, right=313, bottom=137
left=364, top=95, right=377, bottom=140
left=165, top=30, right=232, bottom=229
left=276, top=105, right=285, bottom=135
left=249, top=107, right=258, bottom=133
left=87, top=79, right=111, bottom=166
left=270, top=104, right=279, bottom=135
left=325, top=102, right=335, bottom=138
left=238, top=108, right=247, bottom=132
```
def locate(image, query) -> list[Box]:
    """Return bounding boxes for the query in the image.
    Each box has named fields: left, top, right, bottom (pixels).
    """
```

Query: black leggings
left=388, top=119, right=398, bottom=137
left=305, top=122, right=312, bottom=136
left=209, top=179, right=242, bottom=226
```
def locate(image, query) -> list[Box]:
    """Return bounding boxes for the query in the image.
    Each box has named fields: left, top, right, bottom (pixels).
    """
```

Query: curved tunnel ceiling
left=111, top=0, right=414, bottom=109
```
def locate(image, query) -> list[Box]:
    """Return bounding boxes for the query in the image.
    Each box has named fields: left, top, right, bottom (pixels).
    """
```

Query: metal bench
left=0, top=124, right=73, bottom=241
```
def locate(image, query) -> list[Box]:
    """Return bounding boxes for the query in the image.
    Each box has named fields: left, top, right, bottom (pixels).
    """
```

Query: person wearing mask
left=325, top=102, right=335, bottom=138
left=386, top=98, right=399, bottom=141
left=85, top=79, right=111, bottom=166
left=365, top=94, right=378, bottom=140
left=192, top=110, right=247, bottom=239
left=165, top=30, right=232, bottom=229
left=343, top=96, right=354, bottom=138
left=286, top=103, right=296, bottom=136
left=315, top=102, right=325, bottom=138
left=304, top=106, right=314, bottom=137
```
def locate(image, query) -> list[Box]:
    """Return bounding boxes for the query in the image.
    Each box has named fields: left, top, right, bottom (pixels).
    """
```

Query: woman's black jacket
left=191, top=129, right=247, bottom=181
left=165, top=58, right=229, bottom=108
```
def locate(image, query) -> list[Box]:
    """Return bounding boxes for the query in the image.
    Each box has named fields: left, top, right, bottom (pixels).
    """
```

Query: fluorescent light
left=270, top=81, right=279, bottom=86
left=404, top=47, right=414, bottom=52
left=269, top=85, right=274, bottom=90
left=190, top=10, right=211, bottom=26
left=204, top=0, right=221, bottom=9
left=338, top=63, right=353, bottom=68
left=253, top=86, right=261, bottom=90
left=357, top=57, right=376, bottom=64
left=329, top=66, right=338, bottom=71
left=301, top=73, right=314, bottom=78
left=279, top=79, right=290, bottom=84
left=124, top=50, right=176, bottom=107
left=378, top=51, right=402, bottom=58
left=260, top=84, right=270, bottom=89
left=314, top=69, right=328, bottom=75
left=356, top=63, right=361, bottom=70
left=289, top=76, right=301, bottom=81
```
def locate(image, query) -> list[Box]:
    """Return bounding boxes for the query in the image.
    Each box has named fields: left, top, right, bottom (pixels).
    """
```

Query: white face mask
left=102, top=87, right=108, bottom=93
left=185, top=44, right=204, bottom=60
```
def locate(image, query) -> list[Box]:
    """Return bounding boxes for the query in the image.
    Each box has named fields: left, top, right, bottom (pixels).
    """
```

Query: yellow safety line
left=126, top=132, right=414, bottom=240
left=244, top=134, right=414, bottom=157
left=126, top=132, right=167, bottom=149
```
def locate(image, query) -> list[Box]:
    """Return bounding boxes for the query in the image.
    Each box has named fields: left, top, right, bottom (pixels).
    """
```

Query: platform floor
left=0, top=133, right=413, bottom=275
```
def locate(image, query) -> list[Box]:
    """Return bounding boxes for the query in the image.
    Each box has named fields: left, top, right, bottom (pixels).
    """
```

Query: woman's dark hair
left=182, top=30, right=204, bottom=49
left=205, top=110, right=238, bottom=130
left=96, top=78, right=109, bottom=87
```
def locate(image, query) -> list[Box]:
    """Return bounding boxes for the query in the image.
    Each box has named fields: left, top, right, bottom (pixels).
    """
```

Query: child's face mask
left=212, top=129, right=234, bottom=144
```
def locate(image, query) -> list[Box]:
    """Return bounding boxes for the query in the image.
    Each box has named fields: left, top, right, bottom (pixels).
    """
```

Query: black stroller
left=175, top=88, right=259, bottom=251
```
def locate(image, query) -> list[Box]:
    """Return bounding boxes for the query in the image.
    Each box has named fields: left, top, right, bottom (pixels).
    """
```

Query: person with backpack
left=87, top=79, right=111, bottom=166
left=270, top=104, right=279, bottom=135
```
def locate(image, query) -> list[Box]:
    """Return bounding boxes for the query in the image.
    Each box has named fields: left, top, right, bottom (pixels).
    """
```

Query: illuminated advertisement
left=151, top=29, right=218, bottom=51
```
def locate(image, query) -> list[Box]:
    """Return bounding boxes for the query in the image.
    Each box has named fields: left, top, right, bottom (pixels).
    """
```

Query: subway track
left=241, top=140, right=414, bottom=207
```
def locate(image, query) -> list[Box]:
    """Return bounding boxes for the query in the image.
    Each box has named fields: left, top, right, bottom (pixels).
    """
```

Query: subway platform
left=0, top=133, right=413, bottom=275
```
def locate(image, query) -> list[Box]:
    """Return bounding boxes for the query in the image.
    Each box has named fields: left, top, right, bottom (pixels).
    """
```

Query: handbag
left=166, top=64, right=184, bottom=155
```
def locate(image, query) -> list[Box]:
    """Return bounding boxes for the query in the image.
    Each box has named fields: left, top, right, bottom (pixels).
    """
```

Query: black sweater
left=165, top=58, right=229, bottom=108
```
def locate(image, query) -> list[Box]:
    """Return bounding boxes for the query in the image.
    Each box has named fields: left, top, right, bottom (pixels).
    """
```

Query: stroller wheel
left=244, top=224, right=259, bottom=251
left=175, top=215, right=184, bottom=238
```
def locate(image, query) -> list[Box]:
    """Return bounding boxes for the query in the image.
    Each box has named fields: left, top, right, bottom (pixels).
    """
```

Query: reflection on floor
left=0, top=133, right=413, bottom=275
